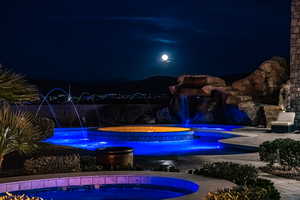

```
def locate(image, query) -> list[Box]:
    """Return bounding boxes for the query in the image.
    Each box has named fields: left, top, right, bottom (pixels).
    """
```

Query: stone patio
left=173, top=127, right=300, bottom=200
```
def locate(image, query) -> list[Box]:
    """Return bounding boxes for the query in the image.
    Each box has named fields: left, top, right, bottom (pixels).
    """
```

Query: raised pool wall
left=0, top=171, right=235, bottom=200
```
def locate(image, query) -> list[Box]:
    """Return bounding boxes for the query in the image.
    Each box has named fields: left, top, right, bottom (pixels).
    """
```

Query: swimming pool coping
left=0, top=171, right=235, bottom=200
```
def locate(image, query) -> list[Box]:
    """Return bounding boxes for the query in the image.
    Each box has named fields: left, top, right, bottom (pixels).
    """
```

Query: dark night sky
left=0, top=0, right=291, bottom=82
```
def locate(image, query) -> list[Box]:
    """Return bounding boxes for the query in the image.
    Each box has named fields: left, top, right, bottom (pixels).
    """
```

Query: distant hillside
left=29, top=73, right=248, bottom=95
left=29, top=76, right=177, bottom=95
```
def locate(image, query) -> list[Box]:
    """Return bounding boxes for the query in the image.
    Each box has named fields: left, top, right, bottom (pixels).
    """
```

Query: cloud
left=49, top=16, right=210, bottom=45
left=102, top=16, right=201, bottom=32
left=150, top=38, right=177, bottom=44
left=49, top=16, right=203, bottom=32
left=132, top=31, right=179, bottom=45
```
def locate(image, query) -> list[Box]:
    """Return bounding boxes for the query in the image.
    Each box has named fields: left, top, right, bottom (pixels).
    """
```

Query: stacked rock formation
left=169, top=75, right=226, bottom=95
left=167, top=57, right=290, bottom=126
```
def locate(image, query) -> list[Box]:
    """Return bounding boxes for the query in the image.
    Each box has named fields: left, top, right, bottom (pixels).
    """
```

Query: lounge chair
left=271, top=112, right=296, bottom=133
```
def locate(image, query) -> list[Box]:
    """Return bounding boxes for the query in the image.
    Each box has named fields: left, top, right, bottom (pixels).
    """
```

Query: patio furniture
left=271, top=112, right=296, bottom=133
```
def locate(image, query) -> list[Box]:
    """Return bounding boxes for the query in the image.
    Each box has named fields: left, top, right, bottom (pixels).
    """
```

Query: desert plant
left=0, top=193, right=42, bottom=200
left=31, top=117, right=55, bottom=140
left=24, top=154, right=81, bottom=174
left=0, top=65, right=39, bottom=103
left=0, top=104, right=43, bottom=169
left=191, top=162, right=258, bottom=185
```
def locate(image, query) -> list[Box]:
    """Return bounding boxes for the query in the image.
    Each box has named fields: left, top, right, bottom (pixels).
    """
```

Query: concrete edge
left=0, top=171, right=235, bottom=200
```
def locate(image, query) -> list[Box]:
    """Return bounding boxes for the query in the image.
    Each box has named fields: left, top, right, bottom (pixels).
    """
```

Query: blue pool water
left=181, top=124, right=242, bottom=131
left=12, top=184, right=197, bottom=200
left=44, top=125, right=248, bottom=156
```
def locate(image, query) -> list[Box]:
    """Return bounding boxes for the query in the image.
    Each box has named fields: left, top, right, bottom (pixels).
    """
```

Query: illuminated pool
left=44, top=125, right=250, bottom=156
left=4, top=175, right=199, bottom=200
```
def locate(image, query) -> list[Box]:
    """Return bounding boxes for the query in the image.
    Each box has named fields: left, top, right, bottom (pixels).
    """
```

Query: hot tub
left=0, top=171, right=236, bottom=200
left=0, top=174, right=199, bottom=200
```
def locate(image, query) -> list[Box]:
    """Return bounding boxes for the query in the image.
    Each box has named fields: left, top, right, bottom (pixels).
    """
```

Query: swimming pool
left=44, top=125, right=250, bottom=156
left=3, top=175, right=199, bottom=200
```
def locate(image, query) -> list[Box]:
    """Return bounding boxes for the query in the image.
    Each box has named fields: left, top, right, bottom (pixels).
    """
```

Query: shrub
left=259, top=140, right=279, bottom=167
left=259, top=139, right=300, bottom=169
left=24, top=154, right=81, bottom=174
left=0, top=104, right=43, bottom=169
left=32, top=117, right=55, bottom=140
left=206, top=179, right=280, bottom=200
left=190, top=162, right=280, bottom=200
left=206, top=187, right=269, bottom=200
left=191, top=162, right=258, bottom=185
left=0, top=192, right=42, bottom=200
left=253, top=178, right=281, bottom=200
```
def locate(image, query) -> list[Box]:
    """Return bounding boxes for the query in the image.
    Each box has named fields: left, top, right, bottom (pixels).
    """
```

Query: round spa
left=94, top=126, right=194, bottom=141
left=1, top=174, right=200, bottom=200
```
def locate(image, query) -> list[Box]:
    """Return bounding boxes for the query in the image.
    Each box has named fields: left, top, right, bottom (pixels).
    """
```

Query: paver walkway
left=175, top=154, right=300, bottom=200
left=175, top=128, right=300, bottom=200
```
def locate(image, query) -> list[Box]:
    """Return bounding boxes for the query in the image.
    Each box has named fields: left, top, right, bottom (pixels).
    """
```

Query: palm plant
left=0, top=104, right=42, bottom=169
left=0, top=192, right=43, bottom=200
left=0, top=65, right=39, bottom=103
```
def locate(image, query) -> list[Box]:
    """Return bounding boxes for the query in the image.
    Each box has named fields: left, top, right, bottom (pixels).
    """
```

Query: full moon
left=161, top=54, right=169, bottom=62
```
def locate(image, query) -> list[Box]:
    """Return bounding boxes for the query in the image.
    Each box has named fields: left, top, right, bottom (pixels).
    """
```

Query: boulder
left=156, top=107, right=179, bottom=123
left=279, top=80, right=290, bottom=111
left=170, top=75, right=226, bottom=95
left=221, top=104, right=251, bottom=125
left=177, top=75, right=226, bottom=86
left=237, top=100, right=260, bottom=125
left=232, top=57, right=289, bottom=104
left=201, top=85, right=232, bottom=96
left=165, top=57, right=289, bottom=126
left=171, top=88, right=205, bottom=96
left=261, top=105, right=282, bottom=128
left=192, top=112, right=214, bottom=123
